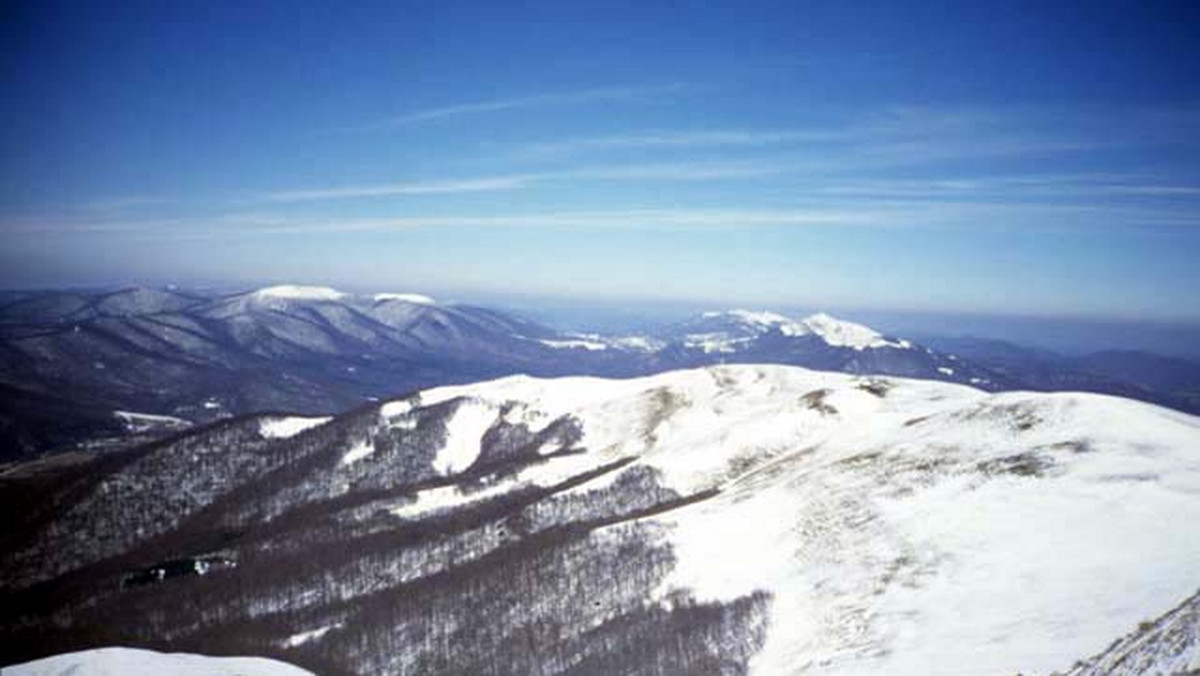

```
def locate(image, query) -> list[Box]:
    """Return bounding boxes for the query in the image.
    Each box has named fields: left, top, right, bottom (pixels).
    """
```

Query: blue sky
left=3, top=0, right=1200, bottom=322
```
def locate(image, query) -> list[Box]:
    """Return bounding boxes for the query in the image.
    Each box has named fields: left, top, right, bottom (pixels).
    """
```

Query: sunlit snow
left=259, top=416, right=331, bottom=439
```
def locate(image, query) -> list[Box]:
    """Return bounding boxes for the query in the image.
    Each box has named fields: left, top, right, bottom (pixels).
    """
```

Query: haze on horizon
left=3, top=1, right=1199, bottom=324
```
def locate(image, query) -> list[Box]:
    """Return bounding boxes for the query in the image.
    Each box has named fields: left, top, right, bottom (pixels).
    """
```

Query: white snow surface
left=799, top=311, right=911, bottom=349
left=258, top=415, right=331, bottom=439
left=539, top=337, right=609, bottom=351
left=703, top=309, right=810, bottom=336
left=431, top=399, right=498, bottom=475
left=536, top=333, right=661, bottom=352
left=373, top=292, right=436, bottom=304
left=695, top=310, right=912, bottom=350
left=6, top=647, right=314, bottom=676
left=384, top=364, right=1200, bottom=676
left=252, top=285, right=346, bottom=301
left=113, top=410, right=189, bottom=432
left=282, top=624, right=340, bottom=648
left=340, top=438, right=375, bottom=465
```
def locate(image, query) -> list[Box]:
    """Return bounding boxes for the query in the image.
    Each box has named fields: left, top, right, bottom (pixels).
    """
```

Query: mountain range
left=3, top=364, right=1198, bottom=674
left=2, top=285, right=1198, bottom=461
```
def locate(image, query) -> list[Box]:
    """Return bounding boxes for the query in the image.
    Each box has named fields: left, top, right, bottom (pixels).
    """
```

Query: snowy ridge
left=8, top=365, right=1199, bottom=675
left=258, top=415, right=331, bottom=439
left=375, top=365, right=1200, bottom=675
left=113, top=410, right=190, bottom=433
left=373, top=292, right=436, bottom=304
left=799, top=311, right=912, bottom=350
left=1062, top=587, right=1200, bottom=676
left=538, top=336, right=610, bottom=351
left=252, top=285, right=347, bottom=301
left=6, top=647, right=314, bottom=676
left=702, top=309, right=810, bottom=336
left=689, top=309, right=912, bottom=351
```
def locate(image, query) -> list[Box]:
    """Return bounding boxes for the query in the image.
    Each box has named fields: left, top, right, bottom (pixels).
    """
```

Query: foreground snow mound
left=6, top=647, right=314, bottom=676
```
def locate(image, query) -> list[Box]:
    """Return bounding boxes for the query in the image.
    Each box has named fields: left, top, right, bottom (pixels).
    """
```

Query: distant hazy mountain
left=649, top=309, right=1012, bottom=389
left=3, top=285, right=1197, bottom=460
left=0, top=285, right=585, bottom=459
left=922, top=336, right=1200, bottom=415
left=3, top=365, right=1197, bottom=674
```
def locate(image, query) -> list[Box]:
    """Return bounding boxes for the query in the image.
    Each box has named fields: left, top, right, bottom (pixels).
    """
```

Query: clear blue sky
left=3, top=0, right=1199, bottom=322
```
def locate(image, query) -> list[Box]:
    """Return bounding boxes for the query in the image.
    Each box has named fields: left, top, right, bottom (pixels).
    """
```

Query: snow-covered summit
left=252, top=285, right=347, bottom=301
left=386, top=364, right=1200, bottom=675
left=689, top=309, right=911, bottom=350
left=6, top=646, right=314, bottom=676
left=373, top=292, right=436, bottom=305
left=701, top=309, right=808, bottom=335
left=798, top=311, right=912, bottom=350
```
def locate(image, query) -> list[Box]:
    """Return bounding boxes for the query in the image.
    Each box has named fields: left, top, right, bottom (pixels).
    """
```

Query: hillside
left=3, top=365, right=1198, bottom=674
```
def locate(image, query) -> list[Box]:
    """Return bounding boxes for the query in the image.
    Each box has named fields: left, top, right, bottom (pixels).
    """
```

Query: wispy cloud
left=11, top=194, right=1199, bottom=241
left=566, top=160, right=795, bottom=181
left=356, top=84, right=690, bottom=130
left=514, top=129, right=844, bottom=160
left=82, top=196, right=166, bottom=212
left=225, top=208, right=888, bottom=234
left=216, top=202, right=1200, bottom=235
left=258, top=161, right=795, bottom=203
left=261, top=176, right=533, bottom=202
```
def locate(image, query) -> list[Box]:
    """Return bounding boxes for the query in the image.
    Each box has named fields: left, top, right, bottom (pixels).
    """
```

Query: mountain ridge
left=3, top=285, right=1198, bottom=461
left=3, top=364, right=1198, bottom=674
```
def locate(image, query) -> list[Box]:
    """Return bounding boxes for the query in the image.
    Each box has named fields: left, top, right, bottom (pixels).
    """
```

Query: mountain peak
left=373, top=292, right=436, bottom=305
left=799, top=312, right=911, bottom=350
left=701, top=309, right=808, bottom=336
left=252, top=285, right=347, bottom=301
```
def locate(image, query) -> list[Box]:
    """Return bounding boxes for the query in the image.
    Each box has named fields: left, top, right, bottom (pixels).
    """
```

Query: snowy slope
left=397, top=365, right=1200, bottom=675
left=677, top=309, right=911, bottom=351
left=6, top=647, right=314, bottom=676
left=5, top=364, right=1198, bottom=675
left=1062, top=588, right=1200, bottom=676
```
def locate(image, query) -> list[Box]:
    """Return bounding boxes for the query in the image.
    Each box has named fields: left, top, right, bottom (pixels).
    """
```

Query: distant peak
left=374, top=292, right=436, bottom=305
left=253, top=285, right=346, bottom=301
left=799, top=312, right=910, bottom=350
left=705, top=309, right=795, bottom=326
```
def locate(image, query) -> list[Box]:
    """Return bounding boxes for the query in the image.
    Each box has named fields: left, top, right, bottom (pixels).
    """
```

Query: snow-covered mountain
left=6, top=647, right=313, bottom=676
left=651, top=308, right=1007, bottom=391
left=0, top=285, right=581, bottom=459
left=3, top=287, right=1198, bottom=461
left=3, top=364, right=1197, bottom=674
left=670, top=309, right=911, bottom=352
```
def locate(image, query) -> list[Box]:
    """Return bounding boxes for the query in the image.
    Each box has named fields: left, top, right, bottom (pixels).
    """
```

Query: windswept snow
left=252, top=285, right=346, bottom=301
left=6, top=647, right=314, bottom=676
left=432, top=400, right=498, bottom=475
left=374, top=292, right=436, bottom=304
left=258, top=416, right=331, bottom=439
